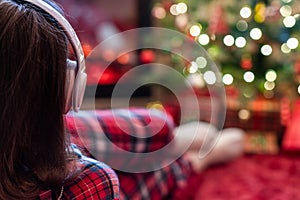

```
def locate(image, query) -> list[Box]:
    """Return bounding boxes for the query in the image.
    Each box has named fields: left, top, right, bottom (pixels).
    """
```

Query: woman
left=0, top=0, right=119, bottom=199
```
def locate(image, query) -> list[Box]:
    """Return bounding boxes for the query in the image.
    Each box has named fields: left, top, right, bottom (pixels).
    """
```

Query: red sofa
left=65, top=108, right=192, bottom=200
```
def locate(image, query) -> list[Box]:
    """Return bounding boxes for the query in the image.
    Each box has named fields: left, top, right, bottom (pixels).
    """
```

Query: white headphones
left=23, top=0, right=87, bottom=112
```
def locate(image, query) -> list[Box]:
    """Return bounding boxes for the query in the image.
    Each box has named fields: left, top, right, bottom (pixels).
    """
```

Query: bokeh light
left=264, top=81, right=275, bottom=90
left=280, top=5, right=292, bottom=17
left=250, top=28, right=262, bottom=40
left=281, top=43, right=291, bottom=54
left=223, top=35, right=235, bottom=46
left=265, top=70, right=277, bottom=82
left=203, top=71, right=217, bottom=85
left=198, top=34, right=210, bottom=45
left=283, top=16, right=296, bottom=28
left=235, top=37, right=247, bottom=48
left=240, top=6, right=252, bottom=19
left=236, top=20, right=248, bottom=31
left=261, top=44, right=272, bottom=56
left=176, top=2, right=188, bottom=14
left=286, top=37, right=299, bottom=49
left=222, top=74, right=234, bottom=85
left=189, top=25, right=201, bottom=37
left=243, top=71, right=255, bottom=83
left=196, top=56, right=207, bottom=68
left=152, top=5, right=166, bottom=19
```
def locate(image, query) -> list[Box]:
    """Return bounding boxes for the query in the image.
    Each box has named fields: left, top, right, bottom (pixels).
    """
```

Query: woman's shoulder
left=63, top=145, right=120, bottom=200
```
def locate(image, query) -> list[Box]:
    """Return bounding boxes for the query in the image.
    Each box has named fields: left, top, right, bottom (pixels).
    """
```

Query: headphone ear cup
left=72, top=71, right=87, bottom=112
left=65, top=68, right=75, bottom=113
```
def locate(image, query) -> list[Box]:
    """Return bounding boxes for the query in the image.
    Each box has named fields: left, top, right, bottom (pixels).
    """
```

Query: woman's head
left=0, top=0, right=70, bottom=198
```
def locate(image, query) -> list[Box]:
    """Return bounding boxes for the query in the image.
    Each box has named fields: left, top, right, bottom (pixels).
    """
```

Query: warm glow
left=240, top=6, right=252, bottom=19
left=283, top=16, right=296, bottom=28
left=261, top=45, right=272, bottom=56
left=223, top=35, right=235, bottom=46
left=170, top=4, right=179, bottom=16
left=175, top=14, right=188, bottom=29
left=250, top=28, right=262, bottom=40
left=117, top=53, right=130, bottom=64
left=176, top=2, right=188, bottom=14
left=189, top=25, right=201, bottom=37
left=281, top=43, right=291, bottom=54
left=280, top=5, right=292, bottom=17
left=264, top=81, right=275, bottom=90
left=287, top=37, right=299, bottom=49
left=152, top=5, right=166, bottom=19
left=238, top=109, right=251, bottom=120
left=223, top=74, right=234, bottom=85
left=198, top=34, right=210, bottom=45
left=203, top=71, right=217, bottom=85
left=265, top=70, right=277, bottom=82
left=243, top=71, right=255, bottom=83
left=188, top=61, right=198, bottom=73
left=186, top=74, right=205, bottom=88
left=235, top=37, right=247, bottom=48
left=196, top=57, right=207, bottom=68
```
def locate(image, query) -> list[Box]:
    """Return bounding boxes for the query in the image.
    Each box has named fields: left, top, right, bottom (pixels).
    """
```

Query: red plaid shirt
left=38, top=144, right=120, bottom=200
left=65, top=108, right=192, bottom=200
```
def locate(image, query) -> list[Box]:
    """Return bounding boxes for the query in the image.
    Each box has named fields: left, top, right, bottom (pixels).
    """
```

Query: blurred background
left=57, top=0, right=300, bottom=154
left=56, top=1, right=300, bottom=199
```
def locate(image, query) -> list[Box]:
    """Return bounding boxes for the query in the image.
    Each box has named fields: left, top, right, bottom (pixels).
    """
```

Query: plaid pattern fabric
left=38, top=144, right=120, bottom=200
left=117, top=155, right=192, bottom=200
left=66, top=108, right=174, bottom=153
left=65, top=108, right=176, bottom=170
left=65, top=108, right=192, bottom=199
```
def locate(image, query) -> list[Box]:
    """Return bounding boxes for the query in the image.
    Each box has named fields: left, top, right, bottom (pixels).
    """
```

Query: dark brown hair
left=0, top=0, right=70, bottom=199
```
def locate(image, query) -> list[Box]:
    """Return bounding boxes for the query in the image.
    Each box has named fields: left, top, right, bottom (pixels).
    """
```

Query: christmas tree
left=151, top=0, right=300, bottom=105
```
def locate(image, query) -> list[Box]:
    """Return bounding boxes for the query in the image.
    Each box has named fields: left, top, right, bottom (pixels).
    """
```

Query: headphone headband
left=22, top=0, right=87, bottom=112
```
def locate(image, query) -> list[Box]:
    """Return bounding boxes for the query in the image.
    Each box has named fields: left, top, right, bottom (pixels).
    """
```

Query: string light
left=203, top=71, right=217, bottom=85
left=280, top=5, right=292, bottom=17
left=265, top=70, right=277, bottom=82
left=152, top=5, right=166, bottom=19
left=250, top=28, right=262, bottom=40
left=222, top=74, right=234, bottom=85
left=176, top=2, right=188, bottom=14
left=243, top=71, right=255, bottom=83
left=196, top=56, right=207, bottom=68
left=198, top=34, right=210, bottom=45
left=235, top=37, right=247, bottom=48
left=264, top=81, right=275, bottom=90
left=189, top=25, right=201, bottom=37
left=286, top=37, right=299, bottom=49
left=283, top=16, right=296, bottom=28
left=238, top=109, right=251, bottom=120
left=170, top=3, right=188, bottom=15
left=188, top=61, right=198, bottom=73
left=240, top=6, right=252, bottom=19
left=223, top=35, right=235, bottom=46
left=281, top=43, right=291, bottom=54
left=170, top=4, right=179, bottom=16
left=261, top=44, right=272, bottom=56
